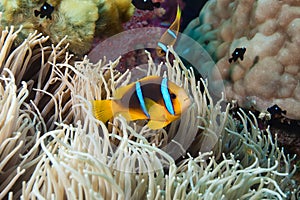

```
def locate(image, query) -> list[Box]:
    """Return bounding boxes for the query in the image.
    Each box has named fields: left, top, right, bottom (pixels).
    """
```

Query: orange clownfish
left=92, top=76, right=191, bottom=130
left=156, top=5, right=181, bottom=57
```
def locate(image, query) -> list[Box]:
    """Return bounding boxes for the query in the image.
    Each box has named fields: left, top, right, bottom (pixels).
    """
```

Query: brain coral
left=0, top=0, right=134, bottom=56
left=183, top=0, right=300, bottom=119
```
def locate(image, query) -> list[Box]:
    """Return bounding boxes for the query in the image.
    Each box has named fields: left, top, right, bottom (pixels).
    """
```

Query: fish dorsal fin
left=114, top=76, right=160, bottom=99
left=114, top=83, right=135, bottom=99
left=138, top=75, right=161, bottom=82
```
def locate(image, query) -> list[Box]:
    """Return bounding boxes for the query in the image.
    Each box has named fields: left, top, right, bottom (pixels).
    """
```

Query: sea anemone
left=0, top=26, right=299, bottom=199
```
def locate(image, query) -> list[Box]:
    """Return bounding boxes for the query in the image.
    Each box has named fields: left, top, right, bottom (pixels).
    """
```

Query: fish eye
left=41, top=2, right=53, bottom=12
left=170, top=93, right=176, bottom=99
left=34, top=2, right=54, bottom=19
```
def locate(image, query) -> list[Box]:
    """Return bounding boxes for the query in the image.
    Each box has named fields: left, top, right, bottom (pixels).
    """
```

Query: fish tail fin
left=92, top=100, right=113, bottom=123
left=169, top=5, right=181, bottom=31
left=156, top=5, right=181, bottom=57
left=34, top=10, right=40, bottom=17
left=176, top=5, right=181, bottom=21
left=153, top=2, right=161, bottom=8
left=282, top=110, right=287, bottom=115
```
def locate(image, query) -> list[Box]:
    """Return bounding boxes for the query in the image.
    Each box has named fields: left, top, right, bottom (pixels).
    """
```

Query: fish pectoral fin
left=144, top=98, right=172, bottom=130
left=92, top=100, right=113, bottom=123
left=144, top=98, right=167, bottom=119
left=147, top=120, right=171, bottom=130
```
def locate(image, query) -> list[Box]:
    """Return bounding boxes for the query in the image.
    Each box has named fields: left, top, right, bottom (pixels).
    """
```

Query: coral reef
left=0, top=26, right=299, bottom=199
left=0, top=0, right=134, bottom=56
left=182, top=0, right=300, bottom=119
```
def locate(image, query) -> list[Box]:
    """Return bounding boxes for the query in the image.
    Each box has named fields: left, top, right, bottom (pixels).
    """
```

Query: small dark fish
left=34, top=2, right=54, bottom=20
left=267, top=104, right=287, bottom=118
left=132, top=0, right=160, bottom=11
left=228, top=47, right=246, bottom=63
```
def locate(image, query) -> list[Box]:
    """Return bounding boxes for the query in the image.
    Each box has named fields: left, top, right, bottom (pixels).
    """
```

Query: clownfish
left=92, top=76, right=191, bottom=130
left=228, top=47, right=246, bottom=63
left=34, top=2, right=54, bottom=20
left=132, top=0, right=161, bottom=11
left=156, top=5, right=181, bottom=57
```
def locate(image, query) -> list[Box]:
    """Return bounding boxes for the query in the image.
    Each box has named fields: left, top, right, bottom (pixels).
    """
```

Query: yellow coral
left=0, top=0, right=134, bottom=56
left=59, top=0, right=99, bottom=26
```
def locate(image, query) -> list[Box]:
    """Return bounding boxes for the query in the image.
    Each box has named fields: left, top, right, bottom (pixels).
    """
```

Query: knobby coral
left=0, top=0, right=134, bottom=55
left=0, top=26, right=299, bottom=199
left=183, top=0, right=300, bottom=119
